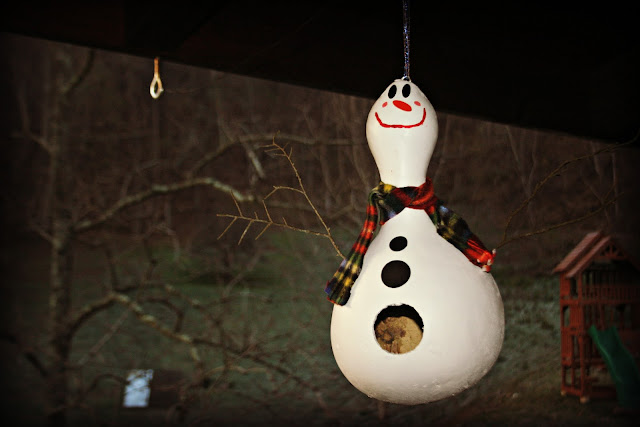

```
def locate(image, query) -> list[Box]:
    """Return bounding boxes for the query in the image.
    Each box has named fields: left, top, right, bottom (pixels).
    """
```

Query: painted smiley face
left=374, top=82, right=427, bottom=128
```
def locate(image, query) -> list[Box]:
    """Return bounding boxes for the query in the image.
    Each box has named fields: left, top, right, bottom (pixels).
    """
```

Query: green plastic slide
left=588, top=325, right=640, bottom=408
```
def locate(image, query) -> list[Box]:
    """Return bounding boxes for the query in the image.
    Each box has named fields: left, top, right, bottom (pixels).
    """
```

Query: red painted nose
left=393, top=100, right=412, bottom=111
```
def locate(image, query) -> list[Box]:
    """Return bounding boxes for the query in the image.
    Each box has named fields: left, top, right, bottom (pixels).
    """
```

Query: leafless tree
left=3, top=36, right=367, bottom=426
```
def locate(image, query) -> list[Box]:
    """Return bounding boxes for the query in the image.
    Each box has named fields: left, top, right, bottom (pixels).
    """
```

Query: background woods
left=1, top=34, right=639, bottom=426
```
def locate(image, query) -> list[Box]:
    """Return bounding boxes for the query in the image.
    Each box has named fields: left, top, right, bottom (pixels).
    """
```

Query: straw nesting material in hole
left=374, top=304, right=423, bottom=354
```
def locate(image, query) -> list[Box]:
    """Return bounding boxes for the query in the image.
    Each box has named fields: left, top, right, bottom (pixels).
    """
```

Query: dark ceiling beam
left=122, top=3, right=224, bottom=53
left=2, top=2, right=639, bottom=143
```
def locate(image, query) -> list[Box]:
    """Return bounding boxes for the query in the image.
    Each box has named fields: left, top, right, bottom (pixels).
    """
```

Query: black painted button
left=389, top=236, right=407, bottom=251
left=381, top=260, right=411, bottom=288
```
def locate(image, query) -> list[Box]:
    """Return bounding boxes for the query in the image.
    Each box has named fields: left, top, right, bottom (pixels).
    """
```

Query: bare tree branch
left=59, top=49, right=95, bottom=96
left=498, top=193, right=621, bottom=248
left=239, top=132, right=357, bottom=147
left=74, top=177, right=255, bottom=232
left=75, top=309, right=129, bottom=367
left=136, top=295, right=185, bottom=333
left=499, top=139, right=635, bottom=248
left=221, top=247, right=265, bottom=296
left=68, top=294, right=118, bottom=337
left=189, top=131, right=356, bottom=178
left=218, top=141, right=344, bottom=258
left=112, top=293, right=205, bottom=384
left=1, top=332, right=49, bottom=378
left=81, top=373, right=127, bottom=396
left=188, top=144, right=231, bottom=178
left=15, top=86, right=52, bottom=153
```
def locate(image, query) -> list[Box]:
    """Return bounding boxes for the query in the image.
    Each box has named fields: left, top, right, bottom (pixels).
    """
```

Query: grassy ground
left=2, top=231, right=638, bottom=426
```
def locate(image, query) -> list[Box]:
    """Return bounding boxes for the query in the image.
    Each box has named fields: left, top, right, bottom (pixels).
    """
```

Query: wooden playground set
left=554, top=231, right=640, bottom=409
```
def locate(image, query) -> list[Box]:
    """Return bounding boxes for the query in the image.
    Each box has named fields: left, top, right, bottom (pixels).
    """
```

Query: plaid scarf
left=325, top=178, right=495, bottom=305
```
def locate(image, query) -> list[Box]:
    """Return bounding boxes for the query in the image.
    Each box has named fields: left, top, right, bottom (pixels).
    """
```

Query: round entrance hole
left=374, top=304, right=423, bottom=354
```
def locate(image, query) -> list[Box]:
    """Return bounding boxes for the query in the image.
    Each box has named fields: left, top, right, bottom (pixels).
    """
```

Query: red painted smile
left=375, top=108, right=427, bottom=128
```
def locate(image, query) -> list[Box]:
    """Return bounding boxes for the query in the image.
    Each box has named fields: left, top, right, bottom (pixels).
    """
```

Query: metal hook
left=150, top=57, right=164, bottom=99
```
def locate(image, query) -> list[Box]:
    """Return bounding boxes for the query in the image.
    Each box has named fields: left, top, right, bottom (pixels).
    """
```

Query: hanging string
left=402, top=0, right=411, bottom=81
left=150, top=57, right=164, bottom=99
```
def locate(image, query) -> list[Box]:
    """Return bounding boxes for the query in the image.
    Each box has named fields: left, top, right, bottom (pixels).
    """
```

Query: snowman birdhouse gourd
left=325, top=79, right=504, bottom=405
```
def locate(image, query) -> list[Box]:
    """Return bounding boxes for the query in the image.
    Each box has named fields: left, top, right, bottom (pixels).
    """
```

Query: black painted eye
left=402, top=84, right=411, bottom=98
left=389, top=236, right=407, bottom=251
left=381, top=260, right=411, bottom=288
left=388, top=85, right=397, bottom=98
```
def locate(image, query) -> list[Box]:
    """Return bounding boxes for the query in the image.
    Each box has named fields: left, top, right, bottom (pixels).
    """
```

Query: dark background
left=1, top=3, right=640, bottom=426
left=3, top=1, right=639, bottom=143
